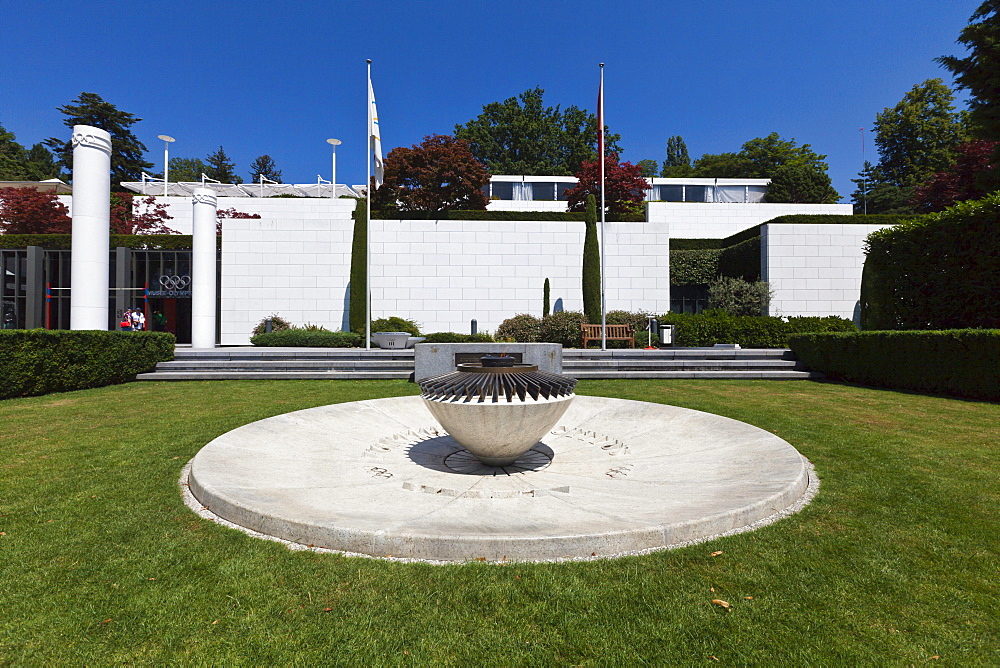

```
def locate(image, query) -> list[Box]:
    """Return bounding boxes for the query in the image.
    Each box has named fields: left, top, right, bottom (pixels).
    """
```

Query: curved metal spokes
left=419, top=369, right=577, bottom=403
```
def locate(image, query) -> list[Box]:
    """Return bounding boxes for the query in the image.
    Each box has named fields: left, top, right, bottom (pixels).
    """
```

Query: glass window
left=490, top=182, right=514, bottom=200
left=656, top=185, right=684, bottom=202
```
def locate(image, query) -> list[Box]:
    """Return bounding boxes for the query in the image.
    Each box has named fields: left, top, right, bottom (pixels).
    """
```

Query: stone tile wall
left=647, top=202, right=851, bottom=239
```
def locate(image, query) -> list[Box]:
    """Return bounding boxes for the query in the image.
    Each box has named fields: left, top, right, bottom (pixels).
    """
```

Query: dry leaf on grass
left=710, top=551, right=723, bottom=557
left=711, top=599, right=731, bottom=610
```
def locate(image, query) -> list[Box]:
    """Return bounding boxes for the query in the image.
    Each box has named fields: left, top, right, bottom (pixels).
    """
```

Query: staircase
left=138, top=347, right=820, bottom=382
left=561, top=348, right=821, bottom=380
left=136, top=348, right=415, bottom=381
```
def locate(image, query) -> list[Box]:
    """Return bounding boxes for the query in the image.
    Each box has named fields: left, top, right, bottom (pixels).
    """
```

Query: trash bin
left=659, top=324, right=677, bottom=347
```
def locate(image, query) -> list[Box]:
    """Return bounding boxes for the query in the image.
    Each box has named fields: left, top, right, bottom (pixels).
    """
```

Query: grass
left=0, top=378, right=997, bottom=664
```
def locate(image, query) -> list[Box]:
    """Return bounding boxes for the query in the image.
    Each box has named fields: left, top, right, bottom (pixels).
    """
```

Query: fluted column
left=69, top=125, right=111, bottom=330
left=191, top=187, right=218, bottom=348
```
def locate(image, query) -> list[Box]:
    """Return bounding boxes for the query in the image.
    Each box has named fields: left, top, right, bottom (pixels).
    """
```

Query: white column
left=70, top=125, right=112, bottom=330
left=191, top=187, right=218, bottom=348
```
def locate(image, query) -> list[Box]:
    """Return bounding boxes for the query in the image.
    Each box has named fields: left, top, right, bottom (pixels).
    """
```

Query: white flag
left=368, top=76, right=383, bottom=189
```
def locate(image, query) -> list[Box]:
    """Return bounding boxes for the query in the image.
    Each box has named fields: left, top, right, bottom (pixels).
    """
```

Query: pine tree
left=349, top=198, right=368, bottom=335
left=249, top=155, right=282, bottom=183
left=43, top=92, right=152, bottom=183
left=582, top=194, right=601, bottom=324
left=206, top=146, right=242, bottom=184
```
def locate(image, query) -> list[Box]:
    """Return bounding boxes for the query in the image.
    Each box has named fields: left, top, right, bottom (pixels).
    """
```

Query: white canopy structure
left=120, top=176, right=357, bottom=199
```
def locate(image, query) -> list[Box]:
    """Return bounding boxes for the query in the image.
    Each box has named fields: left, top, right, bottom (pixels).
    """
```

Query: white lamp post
left=157, top=134, right=175, bottom=196
left=326, top=138, right=341, bottom=197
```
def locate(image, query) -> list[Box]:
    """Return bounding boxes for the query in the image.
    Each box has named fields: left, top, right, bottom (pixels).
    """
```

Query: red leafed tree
left=111, top=193, right=178, bottom=234
left=0, top=187, right=72, bottom=233
left=216, top=207, right=261, bottom=234
left=912, top=140, right=999, bottom=213
left=565, top=154, right=651, bottom=214
left=372, top=134, right=490, bottom=213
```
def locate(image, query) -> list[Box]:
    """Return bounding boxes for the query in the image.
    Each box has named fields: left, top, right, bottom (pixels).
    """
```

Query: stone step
left=136, top=370, right=412, bottom=381
left=565, top=370, right=823, bottom=380
left=155, top=359, right=414, bottom=371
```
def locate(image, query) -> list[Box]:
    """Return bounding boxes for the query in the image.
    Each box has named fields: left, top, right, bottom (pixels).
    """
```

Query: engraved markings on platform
left=364, top=425, right=636, bottom=497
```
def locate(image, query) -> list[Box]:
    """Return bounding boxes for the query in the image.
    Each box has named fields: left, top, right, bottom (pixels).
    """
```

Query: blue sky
left=1, top=0, right=977, bottom=201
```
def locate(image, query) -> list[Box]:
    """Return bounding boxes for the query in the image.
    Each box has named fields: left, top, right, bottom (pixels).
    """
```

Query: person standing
left=120, top=309, right=133, bottom=331
left=135, top=309, right=146, bottom=331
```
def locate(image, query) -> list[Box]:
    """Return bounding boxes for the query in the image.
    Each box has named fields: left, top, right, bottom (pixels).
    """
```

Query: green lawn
left=1, top=379, right=997, bottom=665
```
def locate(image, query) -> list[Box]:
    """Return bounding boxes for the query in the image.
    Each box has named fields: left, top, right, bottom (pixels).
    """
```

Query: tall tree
left=912, top=140, right=999, bottom=212
left=850, top=161, right=916, bottom=215
left=661, top=135, right=692, bottom=176
left=24, top=144, right=62, bottom=181
left=454, top=87, right=621, bottom=176
left=637, top=159, right=659, bottom=177
left=581, top=194, right=601, bottom=324
left=349, top=198, right=367, bottom=335
left=372, top=135, right=490, bottom=214
left=565, top=154, right=650, bottom=215
left=690, top=152, right=751, bottom=178
left=205, top=146, right=242, bottom=184
left=249, top=154, right=282, bottom=183
left=938, top=1, right=1000, bottom=189
left=44, top=92, right=152, bottom=183
left=763, top=163, right=839, bottom=203
left=167, top=157, right=209, bottom=182
left=871, top=78, right=969, bottom=188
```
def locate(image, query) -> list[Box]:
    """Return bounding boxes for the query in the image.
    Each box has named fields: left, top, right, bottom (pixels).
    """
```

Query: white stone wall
left=762, top=222, right=895, bottom=322
left=134, top=196, right=353, bottom=235
left=220, top=215, right=670, bottom=345
left=647, top=202, right=852, bottom=239
left=486, top=200, right=569, bottom=212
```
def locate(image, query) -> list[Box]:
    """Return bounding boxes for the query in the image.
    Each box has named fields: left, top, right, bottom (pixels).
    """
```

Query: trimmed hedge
left=0, top=330, right=175, bottom=399
left=717, top=236, right=761, bottom=281
left=788, top=330, right=1000, bottom=400
left=862, top=193, right=1000, bottom=330
left=762, top=214, right=919, bottom=227
left=657, top=313, right=856, bottom=348
left=250, top=330, right=362, bottom=347
left=670, top=249, right=720, bottom=285
left=422, top=332, right=496, bottom=343
left=370, top=210, right=645, bottom=222
left=671, top=238, right=726, bottom=250
left=0, top=234, right=196, bottom=250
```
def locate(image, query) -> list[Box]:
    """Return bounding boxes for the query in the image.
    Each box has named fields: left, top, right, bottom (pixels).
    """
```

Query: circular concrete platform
left=187, top=395, right=814, bottom=562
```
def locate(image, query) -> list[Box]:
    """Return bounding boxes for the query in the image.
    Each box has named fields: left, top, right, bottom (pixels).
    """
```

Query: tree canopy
left=454, top=87, right=621, bottom=176
left=565, top=154, right=650, bottom=215
left=636, top=159, right=659, bottom=177
left=1, top=123, right=63, bottom=181
left=763, top=163, right=839, bottom=204
left=372, top=134, right=490, bottom=214
left=44, top=92, right=152, bottom=184
left=0, top=188, right=71, bottom=233
left=691, top=132, right=830, bottom=179
left=206, top=146, right=242, bottom=184
left=660, top=136, right=691, bottom=177
left=911, top=140, right=999, bottom=213
left=167, top=157, right=209, bottom=182
left=249, top=155, right=282, bottom=183
left=938, top=0, right=1000, bottom=142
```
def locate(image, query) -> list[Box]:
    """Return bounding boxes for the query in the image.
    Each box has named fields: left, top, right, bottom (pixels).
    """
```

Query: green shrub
left=541, top=311, right=587, bottom=347
left=495, top=314, right=542, bottom=342
left=251, top=314, right=293, bottom=337
left=717, top=236, right=761, bottom=281
left=0, top=330, right=174, bottom=399
left=0, top=234, right=198, bottom=251
left=862, top=193, right=1000, bottom=330
left=670, top=239, right=726, bottom=250
left=707, top=276, right=772, bottom=316
left=582, top=194, right=601, bottom=323
left=657, top=313, right=856, bottom=348
left=369, top=316, right=421, bottom=336
left=349, top=199, right=368, bottom=334
left=250, top=330, right=362, bottom=348
left=605, top=310, right=649, bottom=331
left=788, top=329, right=1000, bottom=400
left=670, top=249, right=720, bottom=285
left=422, top=332, right=496, bottom=343
left=370, top=210, right=643, bottom=222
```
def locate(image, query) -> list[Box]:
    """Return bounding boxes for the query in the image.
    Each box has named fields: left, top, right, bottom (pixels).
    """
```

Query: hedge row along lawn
left=1, top=379, right=997, bottom=664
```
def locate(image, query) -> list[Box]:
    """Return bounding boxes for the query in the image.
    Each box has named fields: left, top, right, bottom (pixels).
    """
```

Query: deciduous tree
left=167, top=157, right=209, bottom=182
left=637, top=159, right=659, bottom=177
left=454, top=87, right=621, bottom=176
left=0, top=187, right=71, bottom=233
left=44, top=92, right=152, bottom=183
left=661, top=136, right=692, bottom=177
left=565, top=154, right=650, bottom=215
left=372, top=135, right=490, bottom=213
left=110, top=193, right=177, bottom=234
left=764, top=163, right=839, bottom=203
left=912, top=140, right=999, bottom=212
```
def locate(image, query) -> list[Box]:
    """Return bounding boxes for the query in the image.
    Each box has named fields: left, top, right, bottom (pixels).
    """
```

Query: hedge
left=862, top=193, right=1000, bottom=330
left=671, top=239, right=726, bottom=251
left=788, top=330, right=1000, bottom=401
left=250, top=330, right=362, bottom=347
left=370, top=210, right=645, bottom=222
left=0, top=234, right=196, bottom=250
left=717, top=236, right=761, bottom=281
left=0, top=330, right=175, bottom=399
left=657, top=313, right=856, bottom=348
left=422, top=332, right=496, bottom=343
left=670, top=249, right=720, bottom=285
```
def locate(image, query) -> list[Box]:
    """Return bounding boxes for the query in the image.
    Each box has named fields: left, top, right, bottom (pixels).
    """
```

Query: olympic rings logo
left=158, top=275, right=191, bottom=290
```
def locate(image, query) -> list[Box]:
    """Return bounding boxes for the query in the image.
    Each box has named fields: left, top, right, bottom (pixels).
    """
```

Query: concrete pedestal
left=69, top=125, right=111, bottom=330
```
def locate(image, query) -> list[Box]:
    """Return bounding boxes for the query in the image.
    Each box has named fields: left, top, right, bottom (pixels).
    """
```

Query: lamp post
left=157, top=135, right=175, bottom=197
left=326, top=138, right=341, bottom=198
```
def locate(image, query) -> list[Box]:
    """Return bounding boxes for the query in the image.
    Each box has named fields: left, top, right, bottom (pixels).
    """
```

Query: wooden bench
left=580, top=323, right=635, bottom=348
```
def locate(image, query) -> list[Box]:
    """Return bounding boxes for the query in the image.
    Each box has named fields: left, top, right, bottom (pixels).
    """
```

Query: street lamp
left=326, top=138, right=341, bottom=198
left=157, top=135, right=175, bottom=197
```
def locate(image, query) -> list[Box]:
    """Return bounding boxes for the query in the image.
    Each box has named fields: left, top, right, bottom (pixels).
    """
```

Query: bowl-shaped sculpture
left=418, top=357, right=577, bottom=466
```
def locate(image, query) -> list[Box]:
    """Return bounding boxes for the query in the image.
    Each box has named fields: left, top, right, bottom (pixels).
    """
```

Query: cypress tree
left=543, top=278, right=551, bottom=317
left=582, top=194, right=601, bottom=323
left=349, top=198, right=367, bottom=334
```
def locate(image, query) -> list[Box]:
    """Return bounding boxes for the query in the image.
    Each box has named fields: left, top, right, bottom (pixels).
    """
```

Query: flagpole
left=599, top=63, right=607, bottom=351
left=365, top=58, right=372, bottom=350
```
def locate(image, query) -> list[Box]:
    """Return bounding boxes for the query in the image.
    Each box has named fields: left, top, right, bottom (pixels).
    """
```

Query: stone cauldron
left=418, top=356, right=577, bottom=466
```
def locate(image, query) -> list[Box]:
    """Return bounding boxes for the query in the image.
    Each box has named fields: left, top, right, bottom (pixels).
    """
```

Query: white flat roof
left=119, top=182, right=358, bottom=198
